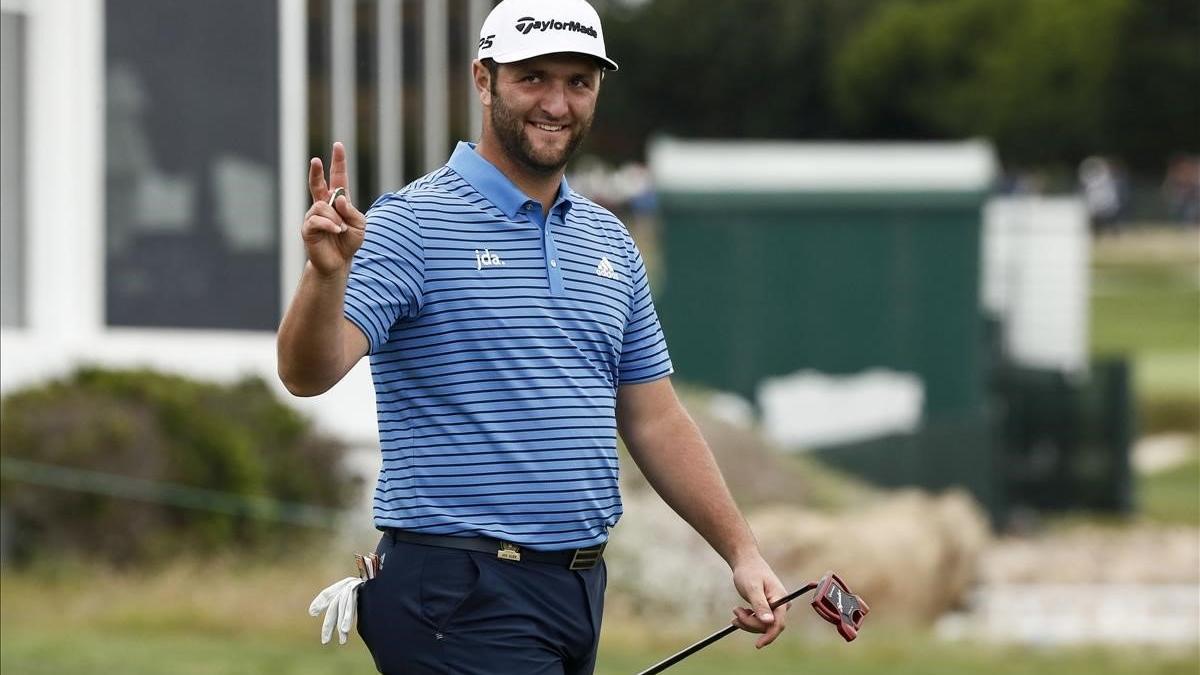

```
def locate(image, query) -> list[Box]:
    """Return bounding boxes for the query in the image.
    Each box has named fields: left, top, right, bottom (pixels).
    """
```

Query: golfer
left=277, top=0, right=788, bottom=671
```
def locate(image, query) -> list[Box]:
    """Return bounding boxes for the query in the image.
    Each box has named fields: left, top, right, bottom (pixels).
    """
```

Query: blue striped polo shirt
left=343, top=142, right=673, bottom=550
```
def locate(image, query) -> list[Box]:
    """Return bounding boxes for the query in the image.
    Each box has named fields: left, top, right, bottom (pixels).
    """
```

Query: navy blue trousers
left=356, top=534, right=607, bottom=674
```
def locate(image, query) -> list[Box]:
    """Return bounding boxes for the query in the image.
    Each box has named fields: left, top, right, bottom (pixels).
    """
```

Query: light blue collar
left=447, top=142, right=574, bottom=219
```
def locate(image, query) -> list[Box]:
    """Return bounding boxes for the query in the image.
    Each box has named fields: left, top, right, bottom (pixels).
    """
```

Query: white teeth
left=534, top=123, right=563, bottom=132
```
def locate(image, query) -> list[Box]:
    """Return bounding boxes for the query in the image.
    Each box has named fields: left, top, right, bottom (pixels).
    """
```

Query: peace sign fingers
left=301, top=142, right=364, bottom=276
left=308, top=142, right=353, bottom=205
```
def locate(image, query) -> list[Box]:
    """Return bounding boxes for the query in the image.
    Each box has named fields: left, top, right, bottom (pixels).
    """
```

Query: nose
left=538, top=83, right=569, bottom=119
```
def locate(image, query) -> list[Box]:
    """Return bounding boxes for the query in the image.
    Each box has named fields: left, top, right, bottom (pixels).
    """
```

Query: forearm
left=277, top=262, right=354, bottom=396
left=623, top=405, right=760, bottom=568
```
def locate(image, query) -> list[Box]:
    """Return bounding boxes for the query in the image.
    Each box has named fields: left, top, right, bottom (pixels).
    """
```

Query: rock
left=605, top=488, right=991, bottom=626
left=751, top=489, right=990, bottom=622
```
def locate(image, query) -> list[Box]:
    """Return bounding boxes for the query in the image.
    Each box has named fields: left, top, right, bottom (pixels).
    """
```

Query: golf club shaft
left=636, top=582, right=817, bottom=675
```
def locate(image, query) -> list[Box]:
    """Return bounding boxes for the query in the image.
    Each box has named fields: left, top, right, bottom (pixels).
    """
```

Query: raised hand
left=304, top=142, right=366, bottom=277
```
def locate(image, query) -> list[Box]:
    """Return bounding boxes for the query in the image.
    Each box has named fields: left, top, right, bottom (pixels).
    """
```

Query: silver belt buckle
left=568, top=543, right=605, bottom=570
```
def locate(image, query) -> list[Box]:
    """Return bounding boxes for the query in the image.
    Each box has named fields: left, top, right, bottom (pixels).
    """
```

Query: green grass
left=1138, top=442, right=1200, bottom=524
left=2, top=617, right=1196, bottom=675
left=1089, top=229, right=1199, bottom=435
left=1, top=629, right=373, bottom=674
left=1085, top=229, right=1199, bottom=524
left=599, top=629, right=1198, bottom=675
left=1135, top=352, right=1200, bottom=401
left=2, top=563, right=1197, bottom=675
left=1090, top=261, right=1198, bottom=406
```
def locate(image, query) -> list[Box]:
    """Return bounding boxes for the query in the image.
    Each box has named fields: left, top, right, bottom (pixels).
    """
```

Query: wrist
left=724, top=540, right=764, bottom=570
left=307, top=260, right=352, bottom=284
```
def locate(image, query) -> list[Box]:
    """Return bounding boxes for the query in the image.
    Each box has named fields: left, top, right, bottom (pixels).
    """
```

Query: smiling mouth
left=530, top=122, right=566, bottom=132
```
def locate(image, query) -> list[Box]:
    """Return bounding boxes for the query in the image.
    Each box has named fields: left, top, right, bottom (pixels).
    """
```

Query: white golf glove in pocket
left=308, top=576, right=366, bottom=645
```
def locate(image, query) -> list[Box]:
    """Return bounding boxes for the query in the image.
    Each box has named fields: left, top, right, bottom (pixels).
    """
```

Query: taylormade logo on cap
left=514, top=16, right=598, bottom=38
left=478, top=0, right=618, bottom=71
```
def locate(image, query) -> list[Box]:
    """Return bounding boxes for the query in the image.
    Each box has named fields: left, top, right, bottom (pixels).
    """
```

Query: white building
left=1, top=0, right=492, bottom=451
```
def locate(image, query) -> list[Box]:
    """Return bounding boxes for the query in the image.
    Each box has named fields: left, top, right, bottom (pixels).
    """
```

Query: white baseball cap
left=477, top=0, right=618, bottom=72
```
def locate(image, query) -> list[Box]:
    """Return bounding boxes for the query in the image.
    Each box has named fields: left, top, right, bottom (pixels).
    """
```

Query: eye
left=570, top=76, right=592, bottom=89
left=520, top=73, right=542, bottom=83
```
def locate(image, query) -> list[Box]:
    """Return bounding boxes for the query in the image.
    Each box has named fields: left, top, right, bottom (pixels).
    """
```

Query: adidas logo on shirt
left=474, top=248, right=505, bottom=270
left=595, top=256, right=620, bottom=280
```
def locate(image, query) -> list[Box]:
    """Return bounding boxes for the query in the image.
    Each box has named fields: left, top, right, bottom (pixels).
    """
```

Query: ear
left=472, top=60, right=493, bottom=106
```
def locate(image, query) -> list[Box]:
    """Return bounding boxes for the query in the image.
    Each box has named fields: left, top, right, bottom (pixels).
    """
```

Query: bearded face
left=489, top=86, right=594, bottom=175
left=482, top=55, right=601, bottom=176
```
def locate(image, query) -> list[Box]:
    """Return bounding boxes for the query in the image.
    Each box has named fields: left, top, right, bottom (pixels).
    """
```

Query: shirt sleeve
left=617, top=236, right=674, bottom=385
left=343, top=193, right=425, bottom=354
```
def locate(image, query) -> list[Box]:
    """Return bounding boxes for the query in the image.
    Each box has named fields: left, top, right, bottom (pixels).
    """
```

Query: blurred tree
left=832, top=0, right=1135, bottom=166
left=588, top=0, right=884, bottom=161
left=590, top=0, right=1198, bottom=171
left=835, top=0, right=1200, bottom=170
left=831, top=0, right=1002, bottom=139
left=1099, top=0, right=1200, bottom=170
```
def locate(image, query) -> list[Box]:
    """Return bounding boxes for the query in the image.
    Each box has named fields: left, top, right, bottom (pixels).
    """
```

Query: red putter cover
left=811, top=572, right=870, bottom=641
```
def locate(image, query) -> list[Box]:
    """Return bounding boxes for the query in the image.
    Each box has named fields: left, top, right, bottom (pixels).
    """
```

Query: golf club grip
left=635, top=583, right=817, bottom=675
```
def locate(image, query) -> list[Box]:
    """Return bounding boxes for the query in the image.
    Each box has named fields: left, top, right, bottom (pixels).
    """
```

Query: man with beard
left=277, top=0, right=789, bottom=672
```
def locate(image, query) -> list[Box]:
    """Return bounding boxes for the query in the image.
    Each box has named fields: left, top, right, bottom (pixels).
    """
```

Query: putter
left=637, top=572, right=869, bottom=675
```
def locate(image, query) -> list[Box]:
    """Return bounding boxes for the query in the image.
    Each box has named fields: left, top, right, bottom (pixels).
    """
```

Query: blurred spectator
left=998, top=170, right=1046, bottom=195
left=1078, top=156, right=1127, bottom=235
left=1162, top=155, right=1200, bottom=225
left=569, top=159, right=654, bottom=212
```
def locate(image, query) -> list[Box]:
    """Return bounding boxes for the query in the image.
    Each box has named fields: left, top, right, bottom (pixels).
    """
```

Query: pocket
left=419, top=548, right=482, bottom=631
left=354, top=541, right=385, bottom=650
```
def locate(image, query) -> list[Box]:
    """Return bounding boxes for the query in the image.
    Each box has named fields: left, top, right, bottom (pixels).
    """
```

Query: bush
left=0, top=368, right=356, bottom=566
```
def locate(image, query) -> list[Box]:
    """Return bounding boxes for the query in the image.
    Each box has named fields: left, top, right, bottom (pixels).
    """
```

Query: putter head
left=811, top=572, right=869, bottom=641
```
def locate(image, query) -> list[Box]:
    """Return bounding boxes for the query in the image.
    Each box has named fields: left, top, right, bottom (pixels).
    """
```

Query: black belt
left=385, top=529, right=605, bottom=571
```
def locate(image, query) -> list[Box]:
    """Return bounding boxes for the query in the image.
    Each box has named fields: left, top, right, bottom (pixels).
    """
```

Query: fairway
left=2, top=562, right=1198, bottom=675
left=2, top=613, right=1196, bottom=675
left=1090, top=228, right=1200, bottom=434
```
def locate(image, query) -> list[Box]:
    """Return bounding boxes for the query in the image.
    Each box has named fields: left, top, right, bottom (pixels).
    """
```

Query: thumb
left=332, top=195, right=366, bottom=230
left=747, top=582, right=775, bottom=623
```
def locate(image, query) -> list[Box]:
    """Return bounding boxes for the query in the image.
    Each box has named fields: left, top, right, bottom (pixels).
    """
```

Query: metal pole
left=421, top=0, right=448, bottom=173
left=466, top=0, right=490, bottom=142
left=377, top=0, right=403, bottom=191
left=330, top=0, right=357, bottom=198
left=279, top=0, right=308, bottom=310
